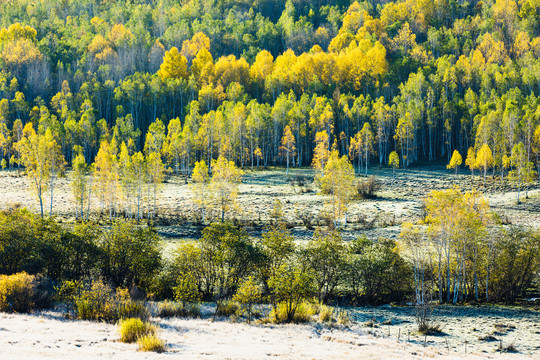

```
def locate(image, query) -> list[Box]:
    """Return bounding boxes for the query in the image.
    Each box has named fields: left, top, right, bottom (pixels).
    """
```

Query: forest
left=0, top=0, right=540, bottom=176
left=0, top=0, right=540, bottom=357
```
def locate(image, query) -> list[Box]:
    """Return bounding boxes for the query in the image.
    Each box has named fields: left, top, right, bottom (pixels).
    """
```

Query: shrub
left=157, top=300, right=201, bottom=318
left=119, top=318, right=155, bottom=343
left=268, top=301, right=316, bottom=324
left=336, top=309, right=351, bottom=325
left=233, top=276, right=261, bottom=323
left=74, top=279, right=148, bottom=322
left=99, top=222, right=161, bottom=292
left=356, top=176, right=382, bottom=199
left=0, top=272, right=35, bottom=313
left=318, top=304, right=334, bottom=322
left=268, top=263, right=315, bottom=323
left=137, top=334, right=166, bottom=353
left=216, top=301, right=240, bottom=317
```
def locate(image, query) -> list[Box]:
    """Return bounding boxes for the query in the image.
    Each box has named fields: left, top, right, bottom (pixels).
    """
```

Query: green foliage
left=268, top=263, right=315, bottom=323
left=489, top=227, right=540, bottom=303
left=232, top=276, right=262, bottom=323
left=173, top=271, right=201, bottom=304
left=99, top=222, right=161, bottom=291
left=346, top=236, right=412, bottom=304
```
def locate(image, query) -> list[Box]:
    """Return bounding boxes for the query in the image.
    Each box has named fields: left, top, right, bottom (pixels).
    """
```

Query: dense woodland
left=1, top=0, right=540, bottom=175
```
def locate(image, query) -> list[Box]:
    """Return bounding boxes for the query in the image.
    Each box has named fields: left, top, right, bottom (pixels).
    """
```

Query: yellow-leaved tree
left=210, top=155, right=244, bottom=222
left=15, top=123, right=64, bottom=218
left=447, top=149, right=462, bottom=176
left=71, top=146, right=92, bottom=220
left=312, top=130, right=329, bottom=176
left=318, top=149, right=356, bottom=228
left=509, top=142, right=536, bottom=204
left=465, top=147, right=477, bottom=177
left=157, top=47, right=189, bottom=80
left=388, top=150, right=399, bottom=181
left=476, top=143, right=493, bottom=185
left=279, top=125, right=296, bottom=175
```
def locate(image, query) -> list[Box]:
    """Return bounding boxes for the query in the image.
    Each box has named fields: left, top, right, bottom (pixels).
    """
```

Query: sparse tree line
left=2, top=0, right=540, bottom=180
left=0, top=196, right=538, bottom=314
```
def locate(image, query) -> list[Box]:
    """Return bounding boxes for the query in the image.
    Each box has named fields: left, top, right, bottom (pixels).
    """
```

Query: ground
left=0, top=164, right=539, bottom=240
left=0, top=304, right=538, bottom=359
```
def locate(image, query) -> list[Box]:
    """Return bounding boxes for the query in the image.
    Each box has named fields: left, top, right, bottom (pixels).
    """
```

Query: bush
left=119, top=318, right=155, bottom=343
left=137, top=334, right=166, bottom=353
left=75, top=279, right=148, bottom=322
left=0, top=272, right=53, bottom=313
left=0, top=272, right=35, bottom=313
left=216, top=301, right=240, bottom=317
left=356, top=176, right=382, bottom=199
left=318, top=304, right=334, bottom=322
left=268, top=301, right=316, bottom=324
left=99, top=222, right=162, bottom=292
left=157, top=300, right=201, bottom=318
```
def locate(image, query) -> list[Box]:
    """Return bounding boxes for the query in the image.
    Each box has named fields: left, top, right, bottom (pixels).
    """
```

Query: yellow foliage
left=158, top=47, right=189, bottom=80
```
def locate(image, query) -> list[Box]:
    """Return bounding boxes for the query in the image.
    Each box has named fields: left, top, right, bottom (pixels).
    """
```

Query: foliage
left=0, top=272, right=46, bottom=313
left=119, top=318, right=155, bottom=343
left=232, top=276, right=262, bottom=323
left=99, top=222, right=161, bottom=291
left=137, top=334, right=166, bottom=353
left=74, top=279, right=148, bottom=322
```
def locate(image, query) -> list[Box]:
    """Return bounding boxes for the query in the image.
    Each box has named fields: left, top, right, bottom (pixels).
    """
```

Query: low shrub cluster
left=0, top=272, right=53, bottom=313
left=119, top=318, right=155, bottom=343
left=0, top=209, right=161, bottom=294
left=118, top=318, right=165, bottom=353
left=72, top=279, right=148, bottom=322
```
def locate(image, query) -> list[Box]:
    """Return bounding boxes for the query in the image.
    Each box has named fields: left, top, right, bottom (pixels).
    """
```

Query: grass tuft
left=137, top=334, right=166, bottom=353
left=118, top=318, right=155, bottom=343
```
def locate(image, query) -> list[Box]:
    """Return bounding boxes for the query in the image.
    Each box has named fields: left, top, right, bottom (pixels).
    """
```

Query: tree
left=358, top=123, right=374, bottom=176
left=394, top=113, right=414, bottom=167
left=268, top=263, right=315, bottom=323
left=312, top=130, right=329, bottom=176
left=447, top=150, right=462, bottom=176
left=318, top=150, right=356, bottom=227
left=191, top=160, right=210, bottom=222
left=157, top=47, right=188, bottom=80
left=465, top=147, right=477, bottom=177
left=279, top=125, right=296, bottom=175
left=476, top=144, right=494, bottom=185
left=509, top=142, right=535, bottom=204
left=389, top=151, right=399, bottom=181
left=71, top=147, right=92, bottom=220
left=304, top=230, right=346, bottom=303
left=15, top=124, right=63, bottom=218
left=210, top=155, right=244, bottom=222
left=131, top=151, right=146, bottom=221
left=93, top=139, right=119, bottom=220
left=232, top=276, right=261, bottom=323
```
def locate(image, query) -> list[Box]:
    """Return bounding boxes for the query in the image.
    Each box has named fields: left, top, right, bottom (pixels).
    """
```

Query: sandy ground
left=1, top=305, right=538, bottom=360
left=0, top=164, right=539, bottom=241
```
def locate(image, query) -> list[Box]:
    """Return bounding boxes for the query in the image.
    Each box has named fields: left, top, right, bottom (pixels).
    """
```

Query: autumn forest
left=0, top=0, right=540, bottom=357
